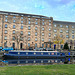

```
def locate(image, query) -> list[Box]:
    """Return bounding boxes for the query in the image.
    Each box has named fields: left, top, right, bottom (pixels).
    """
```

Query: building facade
left=53, top=21, right=75, bottom=49
left=0, top=11, right=75, bottom=49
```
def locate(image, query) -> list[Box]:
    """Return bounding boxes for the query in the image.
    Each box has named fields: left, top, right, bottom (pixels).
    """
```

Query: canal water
left=0, top=57, right=74, bottom=66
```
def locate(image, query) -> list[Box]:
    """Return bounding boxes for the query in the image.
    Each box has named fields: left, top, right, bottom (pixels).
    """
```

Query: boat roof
left=9, top=50, right=58, bottom=52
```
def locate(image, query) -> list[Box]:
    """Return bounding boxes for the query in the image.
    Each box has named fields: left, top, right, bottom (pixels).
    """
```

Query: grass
left=0, top=64, right=75, bottom=75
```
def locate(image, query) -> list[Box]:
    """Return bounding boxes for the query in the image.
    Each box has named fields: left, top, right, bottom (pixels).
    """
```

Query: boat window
left=26, top=52, right=28, bottom=55
left=26, top=61, right=28, bottom=63
left=41, top=53, right=43, bottom=55
left=34, top=61, right=36, bottom=63
left=55, top=60, right=57, bottom=63
left=48, top=53, right=50, bottom=55
left=41, top=60, right=43, bottom=63
left=51, top=53, right=54, bottom=55
left=34, top=52, right=36, bottom=55
left=48, top=60, right=50, bottom=63
left=18, top=52, right=20, bottom=54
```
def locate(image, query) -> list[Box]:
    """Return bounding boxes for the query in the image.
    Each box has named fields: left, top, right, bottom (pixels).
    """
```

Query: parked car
left=0, top=46, right=3, bottom=51
left=2, top=47, right=13, bottom=51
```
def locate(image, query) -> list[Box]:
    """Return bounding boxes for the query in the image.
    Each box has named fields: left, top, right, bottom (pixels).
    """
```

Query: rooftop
left=0, top=11, right=52, bottom=19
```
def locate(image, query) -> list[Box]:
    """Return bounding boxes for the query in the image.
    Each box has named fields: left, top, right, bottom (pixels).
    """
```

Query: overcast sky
left=0, top=0, right=75, bottom=22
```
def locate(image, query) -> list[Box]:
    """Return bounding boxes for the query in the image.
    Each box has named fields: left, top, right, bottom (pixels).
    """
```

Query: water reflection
left=2, top=58, right=65, bottom=65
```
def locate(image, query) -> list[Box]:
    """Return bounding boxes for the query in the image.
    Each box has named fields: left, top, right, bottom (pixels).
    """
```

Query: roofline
left=53, top=20, right=75, bottom=23
left=0, top=10, right=52, bottom=19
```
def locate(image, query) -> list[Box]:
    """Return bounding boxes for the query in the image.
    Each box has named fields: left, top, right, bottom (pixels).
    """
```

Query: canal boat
left=3, top=50, right=66, bottom=59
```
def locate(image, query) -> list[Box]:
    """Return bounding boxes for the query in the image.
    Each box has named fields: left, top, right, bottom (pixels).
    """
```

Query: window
left=13, top=16, right=16, bottom=18
left=66, top=25, right=68, bottom=28
left=49, top=39, right=51, bottom=41
left=5, top=30, right=7, bottom=34
left=72, top=35, right=74, bottom=39
left=42, top=22, right=44, bottom=25
left=5, top=24, right=7, bottom=28
left=28, top=18, right=30, bottom=20
left=35, top=43, right=37, bottom=47
left=49, top=23, right=51, bottom=26
left=5, top=19, right=7, bottom=22
left=42, top=27, right=44, bottom=30
left=20, top=37, right=23, bottom=41
left=28, top=37, right=30, bottom=41
left=54, top=25, right=56, bottom=27
left=66, top=30, right=69, bottom=33
left=35, top=32, right=37, bottom=36
left=42, top=19, right=44, bottom=21
left=49, top=28, right=51, bottom=31
left=12, top=36, right=15, bottom=40
left=66, top=35, right=69, bottom=38
left=4, top=42, right=7, bottom=47
left=21, top=31, right=23, bottom=35
left=72, top=26, right=74, bottom=28
left=28, top=26, right=31, bottom=30
left=72, top=30, right=74, bottom=34
left=13, top=30, right=15, bottom=34
left=49, top=33, right=51, bottom=37
left=35, top=22, right=38, bottom=25
left=60, top=29, right=63, bottom=33
left=42, top=33, right=44, bottom=36
left=35, top=38, right=37, bottom=41
left=12, top=43, right=15, bottom=48
left=54, top=29, right=57, bottom=32
left=28, top=32, right=30, bottom=36
left=13, top=25, right=15, bottom=29
left=42, top=38, right=44, bottom=41
left=28, top=43, right=30, bottom=47
left=21, top=21, right=23, bottom=24
left=35, top=18, right=38, bottom=21
left=4, top=36, right=7, bottom=40
left=35, top=27, right=37, bottom=30
left=5, top=15, right=8, bottom=18
left=49, top=20, right=51, bottom=22
left=21, top=17, right=23, bottom=19
left=13, top=20, right=15, bottom=23
left=60, top=25, right=63, bottom=27
left=54, top=34, right=57, bottom=37
left=21, top=26, right=23, bottom=29
left=42, top=44, right=44, bottom=47
left=28, top=21, right=30, bottom=24
left=60, top=35, right=63, bottom=38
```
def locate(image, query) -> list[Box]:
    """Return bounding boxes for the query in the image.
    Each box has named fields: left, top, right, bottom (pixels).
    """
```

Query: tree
left=63, top=42, right=69, bottom=50
left=53, top=34, right=64, bottom=49
left=14, top=31, right=24, bottom=49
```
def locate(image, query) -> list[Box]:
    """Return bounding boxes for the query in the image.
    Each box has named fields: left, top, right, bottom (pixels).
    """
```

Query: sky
left=0, top=0, right=75, bottom=22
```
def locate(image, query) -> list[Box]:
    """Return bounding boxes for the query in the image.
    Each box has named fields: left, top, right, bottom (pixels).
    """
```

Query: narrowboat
left=3, top=50, right=66, bottom=59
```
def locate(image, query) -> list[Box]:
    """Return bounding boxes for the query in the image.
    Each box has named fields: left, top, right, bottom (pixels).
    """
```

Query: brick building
left=0, top=11, right=75, bottom=49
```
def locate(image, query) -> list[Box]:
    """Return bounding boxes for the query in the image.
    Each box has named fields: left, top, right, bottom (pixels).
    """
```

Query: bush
left=63, top=42, right=69, bottom=50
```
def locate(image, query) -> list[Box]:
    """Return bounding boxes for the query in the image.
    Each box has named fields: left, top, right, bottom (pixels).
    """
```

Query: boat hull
left=3, top=55, right=65, bottom=59
left=3, top=51, right=66, bottom=59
